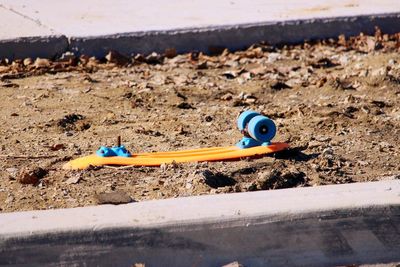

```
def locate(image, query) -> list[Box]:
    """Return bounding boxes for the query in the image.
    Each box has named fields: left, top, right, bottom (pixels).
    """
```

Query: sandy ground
left=0, top=31, right=399, bottom=212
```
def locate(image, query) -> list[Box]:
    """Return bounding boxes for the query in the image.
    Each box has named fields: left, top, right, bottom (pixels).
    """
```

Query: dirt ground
left=0, top=30, right=399, bottom=212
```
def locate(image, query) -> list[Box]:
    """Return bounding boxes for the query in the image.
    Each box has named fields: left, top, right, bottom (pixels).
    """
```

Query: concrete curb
left=1, top=12, right=400, bottom=60
left=70, top=13, right=400, bottom=58
left=0, top=36, right=68, bottom=60
left=0, top=180, right=399, bottom=267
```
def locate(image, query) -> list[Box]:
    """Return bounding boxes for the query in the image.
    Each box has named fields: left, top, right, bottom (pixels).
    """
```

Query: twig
left=103, top=165, right=136, bottom=170
left=0, top=154, right=56, bottom=159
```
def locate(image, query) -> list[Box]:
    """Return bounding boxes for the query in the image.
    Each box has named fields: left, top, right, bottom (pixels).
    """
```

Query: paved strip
left=0, top=180, right=399, bottom=266
left=2, top=0, right=399, bottom=36
left=0, top=4, right=54, bottom=40
left=0, top=0, right=400, bottom=59
left=0, top=4, right=67, bottom=59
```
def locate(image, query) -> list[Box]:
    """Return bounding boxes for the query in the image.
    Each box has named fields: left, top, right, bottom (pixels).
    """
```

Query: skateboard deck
left=63, top=142, right=289, bottom=170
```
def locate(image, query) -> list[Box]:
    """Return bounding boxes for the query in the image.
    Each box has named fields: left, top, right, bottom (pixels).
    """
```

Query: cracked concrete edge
left=0, top=180, right=399, bottom=267
left=1, top=12, right=400, bottom=61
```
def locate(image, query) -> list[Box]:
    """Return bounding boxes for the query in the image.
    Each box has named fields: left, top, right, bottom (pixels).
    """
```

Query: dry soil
left=0, top=31, right=399, bottom=212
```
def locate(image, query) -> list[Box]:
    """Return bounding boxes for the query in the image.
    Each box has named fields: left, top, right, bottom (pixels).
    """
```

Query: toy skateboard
left=63, top=110, right=289, bottom=170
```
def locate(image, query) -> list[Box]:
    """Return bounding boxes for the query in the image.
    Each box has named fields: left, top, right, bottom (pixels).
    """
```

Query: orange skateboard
left=63, top=110, right=289, bottom=170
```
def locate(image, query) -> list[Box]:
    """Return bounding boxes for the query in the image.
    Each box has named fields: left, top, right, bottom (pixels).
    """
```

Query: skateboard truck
left=235, top=110, right=276, bottom=149
left=96, top=136, right=131, bottom=157
left=236, top=136, right=271, bottom=149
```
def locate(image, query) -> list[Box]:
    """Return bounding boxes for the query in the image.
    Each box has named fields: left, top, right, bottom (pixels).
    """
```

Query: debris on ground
left=221, top=261, right=244, bottom=267
left=202, top=170, right=237, bottom=188
left=257, top=168, right=306, bottom=190
left=0, top=28, right=399, bottom=211
left=95, top=191, right=134, bottom=205
left=17, top=167, right=47, bottom=185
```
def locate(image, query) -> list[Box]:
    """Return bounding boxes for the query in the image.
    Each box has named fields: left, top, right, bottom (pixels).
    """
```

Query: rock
left=371, top=100, right=388, bottom=108
left=34, top=58, right=50, bottom=68
left=18, top=167, right=47, bottom=185
left=50, top=143, right=65, bottom=151
left=220, top=92, right=233, bottom=101
left=65, top=174, right=82, bottom=185
left=331, top=77, right=355, bottom=90
left=6, top=167, right=18, bottom=179
left=222, top=68, right=247, bottom=79
left=23, top=58, right=33, bottom=66
left=133, top=53, right=146, bottom=63
left=196, top=61, right=208, bottom=69
left=366, top=37, right=377, bottom=52
left=221, top=261, right=243, bottom=267
left=204, top=115, right=213, bottom=122
left=164, top=48, right=177, bottom=58
left=316, top=77, right=327, bottom=87
left=57, top=113, right=85, bottom=130
left=145, top=52, right=163, bottom=64
left=95, top=190, right=133, bottom=205
left=208, top=45, right=226, bottom=55
left=371, top=67, right=386, bottom=77
left=176, top=102, right=195, bottom=109
left=271, top=80, right=291, bottom=90
left=308, top=140, right=323, bottom=149
left=339, top=55, right=349, bottom=66
left=190, top=51, right=200, bottom=61
left=105, top=50, right=130, bottom=66
left=0, top=65, right=10, bottom=73
left=311, top=57, right=338, bottom=68
left=388, top=59, right=396, bottom=66
left=267, top=52, right=281, bottom=63
left=75, top=121, right=91, bottom=131
left=202, top=170, right=236, bottom=188
left=167, top=54, right=187, bottom=65
left=222, top=70, right=239, bottom=79
left=1, top=81, right=19, bottom=88
left=185, top=181, right=193, bottom=189
left=59, top=51, right=76, bottom=61
left=225, top=59, right=239, bottom=68
left=79, top=54, right=90, bottom=65
left=322, top=147, right=334, bottom=159
left=257, top=169, right=306, bottom=190
left=0, top=58, right=9, bottom=65
left=5, top=195, right=14, bottom=204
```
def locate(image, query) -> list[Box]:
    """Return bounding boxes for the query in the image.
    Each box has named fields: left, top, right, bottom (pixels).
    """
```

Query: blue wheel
left=237, top=110, right=260, bottom=132
left=247, top=115, right=276, bottom=143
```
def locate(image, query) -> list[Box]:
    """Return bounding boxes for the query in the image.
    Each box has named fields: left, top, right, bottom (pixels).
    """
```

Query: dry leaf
left=65, top=174, right=82, bottom=185
left=34, top=58, right=50, bottom=68
left=105, top=50, right=130, bottom=66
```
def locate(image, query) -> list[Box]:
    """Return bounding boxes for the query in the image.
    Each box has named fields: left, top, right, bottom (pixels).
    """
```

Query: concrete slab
left=0, top=4, right=67, bottom=60
left=1, top=0, right=400, bottom=58
left=0, top=5, right=54, bottom=40
left=2, top=0, right=399, bottom=36
left=0, top=180, right=399, bottom=266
